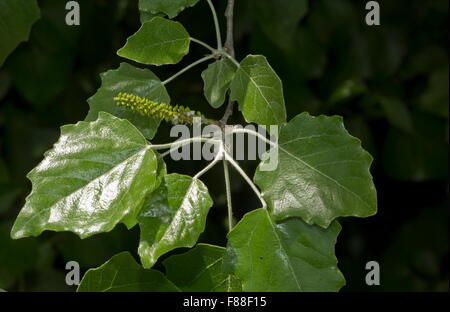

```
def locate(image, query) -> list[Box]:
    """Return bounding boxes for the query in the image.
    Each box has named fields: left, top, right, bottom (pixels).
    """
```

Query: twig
left=162, top=55, right=215, bottom=85
left=231, top=128, right=277, bottom=148
left=150, top=136, right=220, bottom=151
left=220, top=0, right=237, bottom=125
left=224, top=0, right=235, bottom=57
left=206, top=0, right=223, bottom=50
left=224, top=151, right=267, bottom=209
left=190, top=37, right=217, bottom=53
left=223, top=159, right=234, bottom=231
left=193, top=143, right=224, bottom=179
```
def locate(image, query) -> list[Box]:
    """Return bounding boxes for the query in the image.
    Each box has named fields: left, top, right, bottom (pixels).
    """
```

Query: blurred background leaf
left=0, top=0, right=40, bottom=66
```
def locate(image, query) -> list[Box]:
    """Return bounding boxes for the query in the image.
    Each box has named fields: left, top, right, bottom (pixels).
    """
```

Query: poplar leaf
left=230, top=55, right=286, bottom=127
left=254, top=112, right=377, bottom=227
left=117, top=17, right=190, bottom=66
left=11, top=112, right=159, bottom=239
left=225, top=209, right=345, bottom=292
left=201, top=58, right=236, bottom=108
left=163, top=244, right=242, bottom=292
left=138, top=174, right=213, bottom=268
left=77, top=252, right=180, bottom=292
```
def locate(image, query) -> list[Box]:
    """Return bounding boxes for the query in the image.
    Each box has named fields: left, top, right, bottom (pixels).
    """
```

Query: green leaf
left=139, top=0, right=200, bottom=19
left=251, top=0, right=308, bottom=50
left=138, top=174, right=213, bottom=268
left=201, top=59, right=236, bottom=108
left=85, top=63, right=169, bottom=140
left=230, top=55, right=286, bottom=127
left=117, top=17, right=190, bottom=66
left=226, top=209, right=345, bottom=292
left=254, top=112, right=377, bottom=228
left=77, top=252, right=180, bottom=292
left=0, top=0, right=40, bottom=66
left=11, top=112, right=159, bottom=239
left=163, top=244, right=242, bottom=292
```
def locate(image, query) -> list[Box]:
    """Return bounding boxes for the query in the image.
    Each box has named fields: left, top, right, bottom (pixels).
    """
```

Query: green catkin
left=113, top=92, right=209, bottom=125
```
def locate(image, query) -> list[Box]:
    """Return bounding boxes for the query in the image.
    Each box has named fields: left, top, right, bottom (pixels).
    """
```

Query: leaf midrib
left=18, top=147, right=149, bottom=233
left=264, top=211, right=303, bottom=291
left=279, top=145, right=371, bottom=210
left=154, top=179, right=199, bottom=254
left=237, top=62, right=284, bottom=124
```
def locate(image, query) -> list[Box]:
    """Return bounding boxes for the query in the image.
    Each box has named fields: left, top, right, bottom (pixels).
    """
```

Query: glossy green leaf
left=163, top=244, right=242, bottom=292
left=138, top=174, right=213, bottom=268
left=85, top=63, right=168, bottom=140
left=251, top=0, right=308, bottom=50
left=139, top=0, right=200, bottom=19
left=226, top=209, right=345, bottom=292
left=117, top=17, right=190, bottom=66
left=77, top=252, right=180, bottom=292
left=0, top=0, right=40, bottom=66
left=230, top=55, right=286, bottom=127
left=11, top=112, right=159, bottom=239
left=254, top=112, right=377, bottom=228
left=201, top=58, right=236, bottom=108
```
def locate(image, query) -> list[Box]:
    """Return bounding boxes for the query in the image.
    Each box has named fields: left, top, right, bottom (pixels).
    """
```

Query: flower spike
left=114, top=92, right=210, bottom=125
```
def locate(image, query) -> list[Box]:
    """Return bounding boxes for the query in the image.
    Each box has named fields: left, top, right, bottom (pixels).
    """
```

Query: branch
left=220, top=0, right=236, bottom=125
left=224, top=0, right=235, bottom=57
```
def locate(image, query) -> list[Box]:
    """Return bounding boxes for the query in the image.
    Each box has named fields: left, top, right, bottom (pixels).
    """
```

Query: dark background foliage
left=0, top=0, right=448, bottom=291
